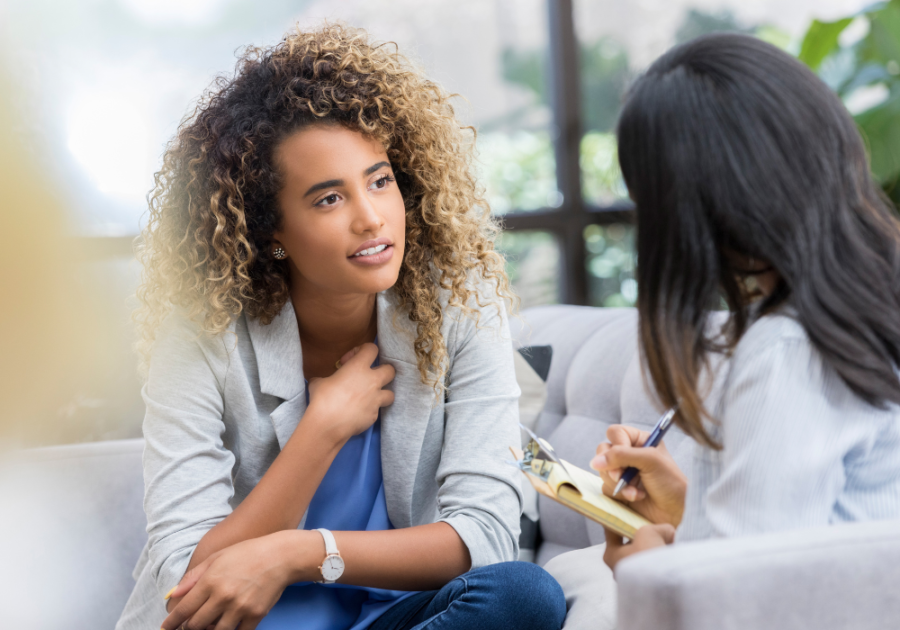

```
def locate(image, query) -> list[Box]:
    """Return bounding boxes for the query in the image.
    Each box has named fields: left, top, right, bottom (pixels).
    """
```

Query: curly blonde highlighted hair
left=135, top=24, right=514, bottom=387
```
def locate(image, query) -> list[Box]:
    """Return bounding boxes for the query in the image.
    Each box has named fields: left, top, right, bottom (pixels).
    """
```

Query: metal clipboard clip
left=518, top=423, right=572, bottom=481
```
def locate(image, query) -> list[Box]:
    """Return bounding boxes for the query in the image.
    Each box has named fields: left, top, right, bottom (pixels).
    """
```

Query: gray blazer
left=117, top=287, right=523, bottom=629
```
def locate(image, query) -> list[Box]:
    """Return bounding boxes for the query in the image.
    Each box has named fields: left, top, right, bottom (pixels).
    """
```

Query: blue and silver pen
left=612, top=407, right=678, bottom=497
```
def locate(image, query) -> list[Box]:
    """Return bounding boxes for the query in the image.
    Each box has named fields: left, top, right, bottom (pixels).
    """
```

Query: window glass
left=574, top=0, right=872, bottom=207
left=1, top=0, right=554, bottom=235
left=319, top=0, right=557, bottom=214
left=497, top=230, right=561, bottom=309
left=584, top=223, right=636, bottom=307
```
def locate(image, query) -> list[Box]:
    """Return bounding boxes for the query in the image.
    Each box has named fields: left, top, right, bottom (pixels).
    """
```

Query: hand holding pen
left=612, top=407, right=677, bottom=497
left=590, top=409, right=688, bottom=529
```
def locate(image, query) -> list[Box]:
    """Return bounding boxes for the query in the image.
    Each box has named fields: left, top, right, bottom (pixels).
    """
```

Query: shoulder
left=731, top=308, right=811, bottom=370
left=724, top=307, right=887, bottom=419
left=151, top=307, right=234, bottom=374
left=719, top=309, right=822, bottom=418
left=378, top=272, right=512, bottom=366
left=383, top=273, right=510, bottom=335
left=439, top=274, right=510, bottom=323
left=438, top=275, right=512, bottom=352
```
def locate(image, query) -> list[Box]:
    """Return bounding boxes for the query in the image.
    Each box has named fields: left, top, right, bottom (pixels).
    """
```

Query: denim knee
left=466, top=561, right=566, bottom=630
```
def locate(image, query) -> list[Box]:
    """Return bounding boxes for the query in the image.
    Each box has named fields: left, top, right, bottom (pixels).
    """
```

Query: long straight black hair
left=617, top=33, right=900, bottom=447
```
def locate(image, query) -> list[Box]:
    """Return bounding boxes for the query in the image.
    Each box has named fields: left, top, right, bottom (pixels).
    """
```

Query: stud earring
left=273, top=247, right=286, bottom=260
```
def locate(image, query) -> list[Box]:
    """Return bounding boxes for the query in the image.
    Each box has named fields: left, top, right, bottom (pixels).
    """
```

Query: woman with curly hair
left=116, top=24, right=565, bottom=630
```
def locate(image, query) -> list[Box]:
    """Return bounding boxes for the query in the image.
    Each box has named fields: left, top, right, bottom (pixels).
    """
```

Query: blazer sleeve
left=141, top=311, right=234, bottom=597
left=436, top=294, right=524, bottom=568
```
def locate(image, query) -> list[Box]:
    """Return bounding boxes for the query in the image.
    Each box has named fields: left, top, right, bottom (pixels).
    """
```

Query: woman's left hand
left=161, top=530, right=322, bottom=630
left=603, top=523, right=676, bottom=573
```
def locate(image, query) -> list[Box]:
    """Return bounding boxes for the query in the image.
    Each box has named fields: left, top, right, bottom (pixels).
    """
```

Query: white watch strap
left=316, top=528, right=339, bottom=556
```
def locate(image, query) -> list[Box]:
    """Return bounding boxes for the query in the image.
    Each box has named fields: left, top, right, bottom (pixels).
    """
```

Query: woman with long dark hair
left=591, top=33, right=900, bottom=567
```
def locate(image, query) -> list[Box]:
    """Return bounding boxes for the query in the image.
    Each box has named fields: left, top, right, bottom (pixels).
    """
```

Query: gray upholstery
left=510, top=306, right=691, bottom=564
left=5, top=305, right=898, bottom=630
left=0, top=439, right=146, bottom=630
left=616, top=518, right=900, bottom=630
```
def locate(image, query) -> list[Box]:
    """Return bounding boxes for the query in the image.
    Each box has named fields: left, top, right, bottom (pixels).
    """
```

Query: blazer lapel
left=377, top=290, right=436, bottom=529
left=246, top=301, right=307, bottom=450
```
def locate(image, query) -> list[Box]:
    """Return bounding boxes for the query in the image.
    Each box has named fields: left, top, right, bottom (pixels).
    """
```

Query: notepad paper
left=510, top=445, right=651, bottom=538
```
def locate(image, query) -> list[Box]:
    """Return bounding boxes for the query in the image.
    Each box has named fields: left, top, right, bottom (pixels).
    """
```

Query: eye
left=315, top=193, right=341, bottom=207
left=369, top=174, right=395, bottom=191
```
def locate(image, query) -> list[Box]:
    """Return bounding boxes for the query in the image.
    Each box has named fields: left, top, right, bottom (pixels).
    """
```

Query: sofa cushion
left=0, top=439, right=146, bottom=630
left=511, top=306, right=687, bottom=564
left=616, top=518, right=900, bottom=630
left=514, top=345, right=553, bottom=562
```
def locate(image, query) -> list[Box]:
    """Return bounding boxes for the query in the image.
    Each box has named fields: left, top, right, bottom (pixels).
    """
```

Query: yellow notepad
left=511, top=442, right=651, bottom=539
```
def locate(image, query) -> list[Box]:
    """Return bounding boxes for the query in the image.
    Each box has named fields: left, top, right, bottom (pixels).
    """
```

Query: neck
left=289, top=275, right=378, bottom=357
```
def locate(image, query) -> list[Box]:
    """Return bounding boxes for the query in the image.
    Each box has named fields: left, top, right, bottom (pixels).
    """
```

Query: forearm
left=286, top=522, right=471, bottom=591
left=188, top=407, right=343, bottom=571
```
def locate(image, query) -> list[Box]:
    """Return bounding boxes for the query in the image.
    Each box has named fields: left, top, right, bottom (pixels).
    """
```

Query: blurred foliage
left=584, top=223, right=636, bottom=307
left=580, top=39, right=631, bottom=132
left=502, top=37, right=629, bottom=133
left=502, top=10, right=765, bottom=208
left=799, top=1, right=900, bottom=208
left=496, top=230, right=560, bottom=308
left=477, top=131, right=558, bottom=213
left=580, top=131, right=627, bottom=204
left=501, top=47, right=545, bottom=105
left=675, top=9, right=753, bottom=44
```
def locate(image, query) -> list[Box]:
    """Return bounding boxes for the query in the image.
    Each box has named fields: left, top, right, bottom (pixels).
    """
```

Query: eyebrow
left=302, top=161, right=392, bottom=198
left=364, top=161, right=391, bottom=176
left=304, top=179, right=342, bottom=198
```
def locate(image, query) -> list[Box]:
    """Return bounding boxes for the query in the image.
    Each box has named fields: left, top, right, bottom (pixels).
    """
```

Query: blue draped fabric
left=259, top=346, right=415, bottom=630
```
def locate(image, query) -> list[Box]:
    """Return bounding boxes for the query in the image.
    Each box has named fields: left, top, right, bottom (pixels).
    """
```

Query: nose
left=350, top=193, right=385, bottom=235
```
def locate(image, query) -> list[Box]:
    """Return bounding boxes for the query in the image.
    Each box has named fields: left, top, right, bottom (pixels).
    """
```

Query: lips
left=352, top=243, right=389, bottom=258
left=350, top=237, right=393, bottom=257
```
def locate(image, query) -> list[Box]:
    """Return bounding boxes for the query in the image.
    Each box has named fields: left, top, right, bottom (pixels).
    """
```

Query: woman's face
left=272, top=124, right=406, bottom=297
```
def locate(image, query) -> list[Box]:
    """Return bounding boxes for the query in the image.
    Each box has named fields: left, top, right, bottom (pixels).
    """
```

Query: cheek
left=387, top=196, right=407, bottom=249
left=283, top=214, right=347, bottom=268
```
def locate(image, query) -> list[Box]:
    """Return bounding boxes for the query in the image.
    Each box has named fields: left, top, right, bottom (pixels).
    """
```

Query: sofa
left=1, top=305, right=898, bottom=630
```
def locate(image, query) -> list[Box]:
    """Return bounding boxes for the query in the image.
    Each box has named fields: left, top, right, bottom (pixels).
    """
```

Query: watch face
left=321, top=554, right=344, bottom=581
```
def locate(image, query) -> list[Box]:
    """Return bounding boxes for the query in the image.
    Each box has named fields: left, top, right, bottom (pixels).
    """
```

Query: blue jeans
left=368, top=562, right=566, bottom=630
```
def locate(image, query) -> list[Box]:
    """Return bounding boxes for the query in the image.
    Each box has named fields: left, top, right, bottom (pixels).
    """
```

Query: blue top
left=258, top=347, right=416, bottom=630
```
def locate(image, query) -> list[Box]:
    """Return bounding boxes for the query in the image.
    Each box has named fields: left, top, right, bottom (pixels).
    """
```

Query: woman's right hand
left=590, top=424, right=687, bottom=528
left=305, top=343, right=395, bottom=445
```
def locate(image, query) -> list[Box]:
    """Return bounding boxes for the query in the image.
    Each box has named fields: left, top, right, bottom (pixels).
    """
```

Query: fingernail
left=624, top=487, right=637, bottom=500
left=163, top=586, right=175, bottom=600
left=609, top=469, right=621, bottom=481
left=590, top=455, right=607, bottom=470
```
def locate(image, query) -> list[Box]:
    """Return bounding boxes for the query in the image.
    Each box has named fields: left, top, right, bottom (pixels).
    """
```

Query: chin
left=349, top=267, right=401, bottom=295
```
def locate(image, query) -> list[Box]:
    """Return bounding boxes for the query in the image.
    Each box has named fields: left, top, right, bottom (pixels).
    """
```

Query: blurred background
left=1, top=0, right=897, bottom=447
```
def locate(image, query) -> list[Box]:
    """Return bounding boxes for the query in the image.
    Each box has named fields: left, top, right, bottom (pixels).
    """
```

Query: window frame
left=502, top=0, right=634, bottom=306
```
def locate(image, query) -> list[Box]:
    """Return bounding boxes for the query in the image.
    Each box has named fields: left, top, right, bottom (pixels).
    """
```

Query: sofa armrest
left=616, top=520, right=900, bottom=630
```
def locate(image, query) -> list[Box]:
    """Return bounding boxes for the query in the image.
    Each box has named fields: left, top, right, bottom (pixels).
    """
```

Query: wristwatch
left=315, top=528, right=345, bottom=584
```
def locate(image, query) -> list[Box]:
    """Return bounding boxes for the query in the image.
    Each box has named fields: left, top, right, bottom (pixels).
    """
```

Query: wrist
left=301, top=401, right=350, bottom=450
left=278, top=529, right=327, bottom=583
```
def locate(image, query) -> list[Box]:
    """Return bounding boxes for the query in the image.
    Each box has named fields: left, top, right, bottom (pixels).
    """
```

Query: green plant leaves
left=856, top=88, right=900, bottom=183
left=799, top=1, right=900, bottom=207
left=799, top=17, right=853, bottom=71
